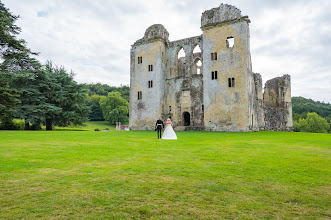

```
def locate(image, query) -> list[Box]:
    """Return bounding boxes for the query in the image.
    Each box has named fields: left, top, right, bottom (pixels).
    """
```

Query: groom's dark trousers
left=155, top=119, right=164, bottom=139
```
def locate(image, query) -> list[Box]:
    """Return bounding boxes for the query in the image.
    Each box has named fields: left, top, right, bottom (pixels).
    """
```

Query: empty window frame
left=169, top=106, right=171, bottom=112
left=202, top=105, right=204, bottom=113
left=227, top=37, right=234, bottom=48
left=228, top=78, right=235, bottom=87
left=211, top=71, right=218, bottom=80
left=138, top=56, right=142, bottom=64
left=148, top=80, right=153, bottom=88
left=148, top=65, right=153, bottom=72
left=211, top=52, right=218, bottom=61
left=137, top=91, right=142, bottom=100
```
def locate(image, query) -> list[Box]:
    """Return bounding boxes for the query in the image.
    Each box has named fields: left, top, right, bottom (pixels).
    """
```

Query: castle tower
left=201, top=4, right=255, bottom=132
left=129, top=24, right=168, bottom=130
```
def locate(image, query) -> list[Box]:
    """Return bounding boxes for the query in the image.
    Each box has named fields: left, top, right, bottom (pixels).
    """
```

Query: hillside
left=292, top=96, right=331, bottom=120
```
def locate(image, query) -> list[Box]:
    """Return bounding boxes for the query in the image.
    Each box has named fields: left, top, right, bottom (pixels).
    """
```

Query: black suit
left=155, top=119, right=164, bottom=138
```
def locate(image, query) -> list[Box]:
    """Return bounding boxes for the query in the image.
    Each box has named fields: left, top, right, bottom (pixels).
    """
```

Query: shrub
left=0, top=118, right=24, bottom=130
left=296, top=112, right=330, bottom=133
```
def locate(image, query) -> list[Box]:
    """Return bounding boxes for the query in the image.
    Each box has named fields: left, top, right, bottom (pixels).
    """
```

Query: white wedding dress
left=162, top=124, right=177, bottom=140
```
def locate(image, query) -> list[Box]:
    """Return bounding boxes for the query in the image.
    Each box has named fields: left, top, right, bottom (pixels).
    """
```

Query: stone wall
left=129, top=3, right=292, bottom=132
left=263, top=74, right=293, bottom=131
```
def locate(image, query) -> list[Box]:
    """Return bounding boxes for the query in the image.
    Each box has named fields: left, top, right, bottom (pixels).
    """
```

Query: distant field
left=0, top=131, right=330, bottom=219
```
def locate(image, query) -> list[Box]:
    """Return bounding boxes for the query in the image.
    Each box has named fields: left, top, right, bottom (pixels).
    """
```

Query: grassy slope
left=0, top=131, right=330, bottom=219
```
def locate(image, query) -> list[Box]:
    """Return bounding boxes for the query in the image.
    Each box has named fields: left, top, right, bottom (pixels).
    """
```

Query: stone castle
left=129, top=3, right=293, bottom=132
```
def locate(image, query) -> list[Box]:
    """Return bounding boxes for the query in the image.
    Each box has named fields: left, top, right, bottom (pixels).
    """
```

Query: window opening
left=228, top=78, right=235, bottom=87
left=227, top=37, right=234, bottom=48
left=193, top=45, right=201, bottom=53
left=137, top=91, right=142, bottom=100
left=148, top=65, right=153, bottom=72
left=178, top=48, right=185, bottom=59
left=169, top=106, right=171, bottom=112
left=194, top=59, right=202, bottom=75
left=148, top=80, right=153, bottom=88
left=211, top=52, right=217, bottom=60
left=212, top=71, right=217, bottom=80
left=138, top=56, right=142, bottom=64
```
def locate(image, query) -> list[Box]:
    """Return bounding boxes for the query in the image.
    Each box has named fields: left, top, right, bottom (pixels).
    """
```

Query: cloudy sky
left=3, top=0, right=331, bottom=103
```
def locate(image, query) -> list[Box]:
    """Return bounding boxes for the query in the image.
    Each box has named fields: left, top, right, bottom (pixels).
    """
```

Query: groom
left=155, top=118, right=164, bottom=139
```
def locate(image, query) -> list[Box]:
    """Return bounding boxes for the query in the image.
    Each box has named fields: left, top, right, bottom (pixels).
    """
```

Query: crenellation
left=129, top=3, right=292, bottom=132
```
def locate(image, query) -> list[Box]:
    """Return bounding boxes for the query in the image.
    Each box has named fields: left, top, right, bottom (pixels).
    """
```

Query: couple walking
left=155, top=118, right=177, bottom=140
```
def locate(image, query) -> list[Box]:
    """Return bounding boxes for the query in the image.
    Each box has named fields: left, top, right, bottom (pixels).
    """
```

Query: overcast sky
left=3, top=0, right=331, bottom=103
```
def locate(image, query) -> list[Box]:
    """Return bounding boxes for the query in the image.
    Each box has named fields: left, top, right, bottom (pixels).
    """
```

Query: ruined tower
left=201, top=4, right=254, bottom=131
left=129, top=24, right=168, bottom=130
left=129, top=3, right=293, bottom=132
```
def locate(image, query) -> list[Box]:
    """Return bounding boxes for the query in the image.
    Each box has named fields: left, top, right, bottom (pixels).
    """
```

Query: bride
left=162, top=118, right=177, bottom=140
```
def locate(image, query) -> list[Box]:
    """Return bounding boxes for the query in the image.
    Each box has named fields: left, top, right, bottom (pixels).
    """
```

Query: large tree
left=43, top=62, right=89, bottom=130
left=99, top=92, right=129, bottom=124
left=9, top=62, right=89, bottom=130
left=10, top=70, right=61, bottom=129
left=0, top=72, right=20, bottom=126
left=0, top=1, right=40, bottom=71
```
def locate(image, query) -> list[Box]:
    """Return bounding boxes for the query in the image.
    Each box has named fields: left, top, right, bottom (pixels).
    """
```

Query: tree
left=43, top=61, right=89, bottom=130
left=99, top=92, right=129, bottom=124
left=0, top=72, right=20, bottom=127
left=10, top=70, right=61, bottom=130
left=296, top=112, right=330, bottom=133
left=87, top=95, right=104, bottom=121
left=9, top=61, right=89, bottom=130
left=0, top=1, right=40, bottom=71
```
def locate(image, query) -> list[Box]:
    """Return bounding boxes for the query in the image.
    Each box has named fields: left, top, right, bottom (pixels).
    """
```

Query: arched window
left=178, top=48, right=185, bottom=59
left=193, top=58, right=202, bottom=75
left=177, top=48, right=186, bottom=76
left=193, top=45, right=201, bottom=53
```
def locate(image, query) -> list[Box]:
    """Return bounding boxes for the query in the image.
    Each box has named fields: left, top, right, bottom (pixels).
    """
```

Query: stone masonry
left=129, top=3, right=293, bottom=132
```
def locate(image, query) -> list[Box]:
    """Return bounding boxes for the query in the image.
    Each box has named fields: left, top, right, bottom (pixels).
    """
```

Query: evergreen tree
left=0, top=72, right=20, bottom=126
left=0, top=1, right=40, bottom=71
left=44, top=61, right=89, bottom=130
left=10, top=70, right=61, bottom=129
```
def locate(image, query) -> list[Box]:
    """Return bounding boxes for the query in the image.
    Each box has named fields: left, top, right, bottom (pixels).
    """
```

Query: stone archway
left=183, top=112, right=190, bottom=126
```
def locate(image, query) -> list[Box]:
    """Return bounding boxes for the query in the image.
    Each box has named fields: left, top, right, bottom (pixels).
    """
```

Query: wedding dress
left=162, top=123, right=177, bottom=140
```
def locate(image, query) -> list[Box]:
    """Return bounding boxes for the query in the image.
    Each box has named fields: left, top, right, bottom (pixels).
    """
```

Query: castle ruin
left=129, top=3, right=293, bottom=132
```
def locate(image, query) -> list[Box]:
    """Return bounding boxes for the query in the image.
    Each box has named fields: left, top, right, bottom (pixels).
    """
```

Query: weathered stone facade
left=129, top=3, right=293, bottom=132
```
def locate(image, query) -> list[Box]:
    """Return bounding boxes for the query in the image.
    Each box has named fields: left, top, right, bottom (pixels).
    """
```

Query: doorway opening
left=183, top=112, right=190, bottom=126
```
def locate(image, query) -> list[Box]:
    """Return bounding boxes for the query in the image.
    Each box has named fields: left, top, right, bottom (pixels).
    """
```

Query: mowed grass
left=0, top=130, right=330, bottom=219
left=53, top=121, right=116, bottom=131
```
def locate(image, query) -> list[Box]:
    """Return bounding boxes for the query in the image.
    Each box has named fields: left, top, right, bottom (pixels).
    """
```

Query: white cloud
left=2, top=0, right=331, bottom=102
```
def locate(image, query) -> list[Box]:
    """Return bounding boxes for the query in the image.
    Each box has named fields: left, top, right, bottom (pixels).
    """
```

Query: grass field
left=54, top=121, right=116, bottom=131
left=0, top=129, right=330, bottom=219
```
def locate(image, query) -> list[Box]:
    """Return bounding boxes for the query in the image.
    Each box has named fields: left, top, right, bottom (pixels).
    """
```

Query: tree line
left=292, top=97, right=331, bottom=133
left=1, top=1, right=329, bottom=133
left=0, top=1, right=128, bottom=130
left=84, top=83, right=129, bottom=123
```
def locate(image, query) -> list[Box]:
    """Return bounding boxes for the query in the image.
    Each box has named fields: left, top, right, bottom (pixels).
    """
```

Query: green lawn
left=54, top=121, right=116, bottom=131
left=0, top=130, right=330, bottom=219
